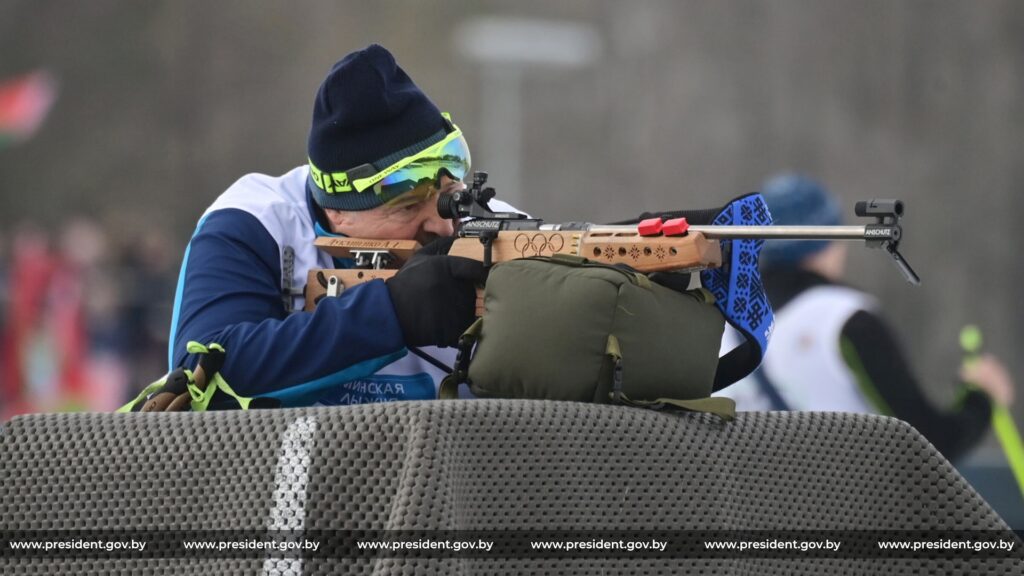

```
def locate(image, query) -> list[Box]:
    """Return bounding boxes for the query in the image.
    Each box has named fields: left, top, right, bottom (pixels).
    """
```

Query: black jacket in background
left=762, top=266, right=992, bottom=462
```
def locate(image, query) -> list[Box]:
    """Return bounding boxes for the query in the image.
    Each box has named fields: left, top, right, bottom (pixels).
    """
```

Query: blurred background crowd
left=0, top=215, right=174, bottom=417
left=1, top=1, right=1022, bottom=522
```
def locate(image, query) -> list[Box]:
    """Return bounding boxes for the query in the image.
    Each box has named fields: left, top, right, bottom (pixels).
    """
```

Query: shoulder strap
left=699, top=193, right=775, bottom=391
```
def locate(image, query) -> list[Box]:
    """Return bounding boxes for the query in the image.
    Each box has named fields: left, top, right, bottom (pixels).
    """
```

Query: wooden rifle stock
left=304, top=230, right=722, bottom=312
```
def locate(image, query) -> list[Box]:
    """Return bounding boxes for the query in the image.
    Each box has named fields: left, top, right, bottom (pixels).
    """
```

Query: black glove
left=386, top=252, right=487, bottom=347
left=416, top=235, right=457, bottom=256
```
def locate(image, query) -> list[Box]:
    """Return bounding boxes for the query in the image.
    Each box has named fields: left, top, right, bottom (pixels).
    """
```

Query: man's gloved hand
left=415, top=235, right=457, bottom=256
left=386, top=244, right=487, bottom=347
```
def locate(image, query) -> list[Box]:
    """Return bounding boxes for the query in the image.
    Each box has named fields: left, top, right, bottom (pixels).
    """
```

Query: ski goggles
left=308, top=114, right=471, bottom=208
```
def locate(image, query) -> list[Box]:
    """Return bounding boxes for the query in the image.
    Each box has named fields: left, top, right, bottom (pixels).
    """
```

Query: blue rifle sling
left=700, top=193, right=776, bottom=390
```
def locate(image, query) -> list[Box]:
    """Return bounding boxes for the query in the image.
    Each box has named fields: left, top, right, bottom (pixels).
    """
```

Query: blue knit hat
left=760, top=173, right=843, bottom=267
left=307, top=44, right=449, bottom=211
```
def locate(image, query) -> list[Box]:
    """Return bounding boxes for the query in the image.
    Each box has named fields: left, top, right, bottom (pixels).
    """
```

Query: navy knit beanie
left=307, top=44, right=448, bottom=211
left=760, top=173, right=843, bottom=267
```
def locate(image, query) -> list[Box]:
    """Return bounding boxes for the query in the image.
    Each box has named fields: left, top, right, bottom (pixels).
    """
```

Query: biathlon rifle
left=306, top=171, right=919, bottom=310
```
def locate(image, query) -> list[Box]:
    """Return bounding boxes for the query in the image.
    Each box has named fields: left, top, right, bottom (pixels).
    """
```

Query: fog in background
left=2, top=2, right=1022, bottom=435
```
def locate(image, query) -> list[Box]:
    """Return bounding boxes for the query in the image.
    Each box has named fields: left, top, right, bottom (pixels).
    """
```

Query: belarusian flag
left=0, top=70, right=58, bottom=148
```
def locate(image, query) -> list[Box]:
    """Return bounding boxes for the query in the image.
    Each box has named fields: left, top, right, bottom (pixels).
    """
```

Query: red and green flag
left=0, top=70, right=58, bottom=148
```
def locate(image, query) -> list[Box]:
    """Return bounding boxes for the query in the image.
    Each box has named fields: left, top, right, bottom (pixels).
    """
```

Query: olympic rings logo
left=513, top=233, right=566, bottom=257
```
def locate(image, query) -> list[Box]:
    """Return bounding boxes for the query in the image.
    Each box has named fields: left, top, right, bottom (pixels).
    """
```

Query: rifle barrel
left=689, top=225, right=869, bottom=240
left=575, top=224, right=872, bottom=240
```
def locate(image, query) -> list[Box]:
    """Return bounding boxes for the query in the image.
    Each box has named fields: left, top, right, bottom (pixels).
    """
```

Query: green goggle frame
left=308, top=113, right=471, bottom=204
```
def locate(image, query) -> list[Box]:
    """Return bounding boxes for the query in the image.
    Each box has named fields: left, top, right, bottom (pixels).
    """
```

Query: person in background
left=116, top=225, right=175, bottom=404
left=720, top=173, right=1015, bottom=462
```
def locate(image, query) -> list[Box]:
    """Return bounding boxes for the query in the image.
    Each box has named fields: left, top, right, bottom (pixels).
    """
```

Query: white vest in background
left=719, top=285, right=877, bottom=412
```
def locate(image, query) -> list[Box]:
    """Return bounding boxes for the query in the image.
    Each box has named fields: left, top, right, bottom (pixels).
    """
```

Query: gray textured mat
left=1, top=400, right=1019, bottom=574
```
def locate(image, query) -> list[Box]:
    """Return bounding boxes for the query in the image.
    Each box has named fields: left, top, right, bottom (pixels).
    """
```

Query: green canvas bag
left=440, top=255, right=735, bottom=419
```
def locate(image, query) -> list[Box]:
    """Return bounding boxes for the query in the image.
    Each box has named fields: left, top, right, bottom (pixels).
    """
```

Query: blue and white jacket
left=169, top=166, right=461, bottom=407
